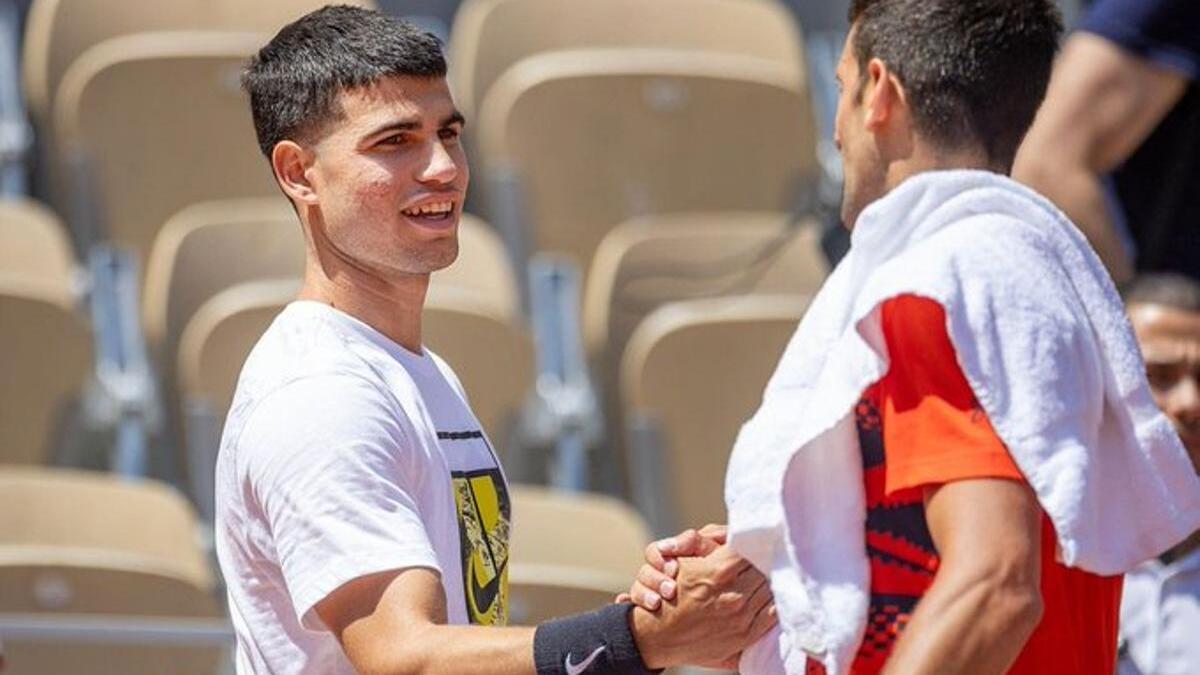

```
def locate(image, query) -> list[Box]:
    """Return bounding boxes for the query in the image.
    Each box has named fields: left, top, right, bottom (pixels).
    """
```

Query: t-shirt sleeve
left=877, top=295, right=1025, bottom=496
left=236, top=374, right=441, bottom=631
left=1080, top=0, right=1200, bottom=79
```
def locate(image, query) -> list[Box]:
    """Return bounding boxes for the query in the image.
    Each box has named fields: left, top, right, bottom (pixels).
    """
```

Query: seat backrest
left=142, top=197, right=304, bottom=368
left=583, top=213, right=827, bottom=362
left=0, top=281, right=91, bottom=465
left=0, top=466, right=220, bottom=675
left=478, top=49, right=817, bottom=277
left=509, top=484, right=649, bottom=575
left=448, top=0, right=804, bottom=119
left=53, top=31, right=281, bottom=265
left=506, top=484, right=650, bottom=625
left=22, top=0, right=374, bottom=129
left=620, top=295, right=808, bottom=530
left=0, top=198, right=77, bottom=287
left=0, top=466, right=212, bottom=588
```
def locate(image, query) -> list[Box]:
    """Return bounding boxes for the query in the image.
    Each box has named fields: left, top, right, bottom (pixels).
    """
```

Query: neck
left=883, top=142, right=999, bottom=194
left=298, top=230, right=428, bottom=355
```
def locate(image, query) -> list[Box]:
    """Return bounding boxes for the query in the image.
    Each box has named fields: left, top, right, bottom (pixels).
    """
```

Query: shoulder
left=230, top=372, right=414, bottom=492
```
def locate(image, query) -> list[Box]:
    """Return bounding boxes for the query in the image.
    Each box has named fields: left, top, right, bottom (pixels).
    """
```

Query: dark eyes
left=377, top=128, right=460, bottom=148
left=1146, top=363, right=1181, bottom=390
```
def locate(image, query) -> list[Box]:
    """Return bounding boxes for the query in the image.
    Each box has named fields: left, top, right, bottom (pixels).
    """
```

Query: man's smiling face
left=305, top=74, right=469, bottom=277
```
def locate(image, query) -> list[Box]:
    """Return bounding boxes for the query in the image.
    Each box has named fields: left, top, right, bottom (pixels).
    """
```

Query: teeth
left=403, top=201, right=453, bottom=216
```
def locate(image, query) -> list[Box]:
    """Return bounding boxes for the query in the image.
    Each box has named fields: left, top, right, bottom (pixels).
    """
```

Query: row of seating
left=19, top=0, right=819, bottom=279
left=0, top=467, right=649, bottom=674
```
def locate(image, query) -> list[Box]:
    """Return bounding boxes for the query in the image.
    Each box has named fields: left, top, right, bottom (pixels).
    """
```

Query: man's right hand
left=618, top=524, right=727, bottom=609
left=627, top=544, right=776, bottom=670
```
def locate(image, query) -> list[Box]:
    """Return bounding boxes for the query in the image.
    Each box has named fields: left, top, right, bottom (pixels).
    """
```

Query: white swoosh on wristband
left=565, top=645, right=606, bottom=675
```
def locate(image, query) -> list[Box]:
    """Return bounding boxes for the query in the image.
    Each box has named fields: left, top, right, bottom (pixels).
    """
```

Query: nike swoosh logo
left=469, top=558, right=507, bottom=617
left=565, top=645, right=606, bottom=675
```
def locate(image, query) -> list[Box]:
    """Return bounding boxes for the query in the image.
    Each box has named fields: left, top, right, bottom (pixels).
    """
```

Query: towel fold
left=725, top=170, right=1200, bottom=675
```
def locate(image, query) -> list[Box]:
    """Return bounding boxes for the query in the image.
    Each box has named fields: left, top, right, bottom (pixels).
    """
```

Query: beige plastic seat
left=52, top=31, right=283, bottom=266
left=448, top=0, right=805, bottom=120
left=142, top=198, right=304, bottom=370
left=0, top=198, right=78, bottom=286
left=620, top=294, right=810, bottom=532
left=22, top=0, right=375, bottom=130
left=507, top=484, right=649, bottom=624
left=583, top=212, right=828, bottom=364
left=477, top=48, right=818, bottom=278
left=0, top=466, right=220, bottom=674
left=0, top=201, right=91, bottom=465
left=177, top=278, right=533, bottom=460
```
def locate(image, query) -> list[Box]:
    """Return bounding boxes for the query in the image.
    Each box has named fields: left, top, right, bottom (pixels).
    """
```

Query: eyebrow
left=362, top=110, right=466, bottom=142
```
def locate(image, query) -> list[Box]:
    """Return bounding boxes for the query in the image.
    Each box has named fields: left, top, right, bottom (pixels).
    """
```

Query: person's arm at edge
left=880, top=478, right=1044, bottom=675
left=1013, top=33, right=1187, bottom=285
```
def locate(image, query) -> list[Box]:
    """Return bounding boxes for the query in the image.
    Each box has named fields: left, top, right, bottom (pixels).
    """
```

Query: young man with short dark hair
left=629, top=1, right=1200, bottom=673
left=215, top=6, right=774, bottom=674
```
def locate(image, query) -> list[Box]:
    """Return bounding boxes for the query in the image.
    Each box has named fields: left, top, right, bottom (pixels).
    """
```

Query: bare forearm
left=348, top=624, right=537, bottom=675
left=882, top=575, right=1042, bottom=675
left=1014, top=157, right=1133, bottom=283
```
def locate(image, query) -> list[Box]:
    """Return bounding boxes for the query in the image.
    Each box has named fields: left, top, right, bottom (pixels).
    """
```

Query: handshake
left=615, top=524, right=777, bottom=671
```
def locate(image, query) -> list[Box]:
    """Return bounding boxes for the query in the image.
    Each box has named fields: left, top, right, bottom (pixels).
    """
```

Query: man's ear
left=864, top=57, right=904, bottom=132
left=271, top=140, right=318, bottom=206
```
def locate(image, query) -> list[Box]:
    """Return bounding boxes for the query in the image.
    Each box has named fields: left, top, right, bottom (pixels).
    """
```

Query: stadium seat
left=52, top=31, right=280, bottom=263
left=0, top=466, right=221, bottom=674
left=507, top=484, right=649, bottom=624
left=620, top=295, right=809, bottom=534
left=477, top=49, right=818, bottom=281
left=21, top=0, right=374, bottom=132
left=448, top=0, right=805, bottom=120
left=142, top=198, right=303, bottom=371
left=0, top=200, right=91, bottom=465
left=0, top=198, right=77, bottom=285
left=583, top=212, right=827, bottom=364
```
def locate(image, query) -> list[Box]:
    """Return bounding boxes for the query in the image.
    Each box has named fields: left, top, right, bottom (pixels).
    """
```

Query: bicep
left=1025, top=33, right=1187, bottom=171
left=923, top=479, right=1042, bottom=584
left=317, top=567, right=446, bottom=674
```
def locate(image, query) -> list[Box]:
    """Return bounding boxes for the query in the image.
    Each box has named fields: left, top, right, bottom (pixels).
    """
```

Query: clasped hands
left=619, top=524, right=776, bottom=670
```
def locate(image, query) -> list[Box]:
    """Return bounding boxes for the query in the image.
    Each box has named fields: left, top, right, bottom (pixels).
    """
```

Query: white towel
left=725, top=170, right=1200, bottom=675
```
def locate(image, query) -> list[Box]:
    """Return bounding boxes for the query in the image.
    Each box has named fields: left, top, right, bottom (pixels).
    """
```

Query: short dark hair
left=243, top=4, right=447, bottom=157
left=1122, top=274, right=1200, bottom=313
left=847, top=0, right=1062, bottom=170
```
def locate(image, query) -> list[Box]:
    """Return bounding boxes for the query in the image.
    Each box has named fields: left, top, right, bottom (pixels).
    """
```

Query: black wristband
left=533, top=603, right=657, bottom=675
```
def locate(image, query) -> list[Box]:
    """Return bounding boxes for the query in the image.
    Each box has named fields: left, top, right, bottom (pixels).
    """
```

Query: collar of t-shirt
left=289, top=300, right=441, bottom=379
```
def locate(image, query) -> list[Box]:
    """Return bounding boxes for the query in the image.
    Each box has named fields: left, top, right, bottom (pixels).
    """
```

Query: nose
left=418, top=138, right=459, bottom=186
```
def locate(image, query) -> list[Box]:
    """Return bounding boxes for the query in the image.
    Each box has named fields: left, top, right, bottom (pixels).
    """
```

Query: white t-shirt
left=215, top=301, right=511, bottom=674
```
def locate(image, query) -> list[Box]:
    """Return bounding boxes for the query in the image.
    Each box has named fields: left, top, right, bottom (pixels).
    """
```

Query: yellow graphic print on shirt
left=452, top=467, right=510, bottom=625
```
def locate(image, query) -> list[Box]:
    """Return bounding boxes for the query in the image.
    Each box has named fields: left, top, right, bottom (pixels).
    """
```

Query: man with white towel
left=626, top=1, right=1200, bottom=673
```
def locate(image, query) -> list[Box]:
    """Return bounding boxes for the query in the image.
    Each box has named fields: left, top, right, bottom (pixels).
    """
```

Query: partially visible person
left=626, top=0, right=1200, bottom=672
left=1119, top=274, right=1200, bottom=675
left=1015, top=0, right=1200, bottom=285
